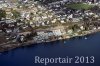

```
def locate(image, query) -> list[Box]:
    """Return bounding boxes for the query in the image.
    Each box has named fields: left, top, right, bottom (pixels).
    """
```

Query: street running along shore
left=0, top=29, right=99, bottom=53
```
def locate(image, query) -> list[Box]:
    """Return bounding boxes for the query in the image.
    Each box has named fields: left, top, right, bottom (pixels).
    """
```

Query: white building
left=50, top=26, right=66, bottom=36
left=52, top=29, right=63, bottom=36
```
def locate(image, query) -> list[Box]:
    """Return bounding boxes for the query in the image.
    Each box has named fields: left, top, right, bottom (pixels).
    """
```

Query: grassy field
left=66, top=3, right=93, bottom=10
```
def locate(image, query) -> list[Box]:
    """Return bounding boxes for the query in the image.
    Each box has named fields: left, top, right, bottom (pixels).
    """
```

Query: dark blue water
left=0, top=32, right=100, bottom=66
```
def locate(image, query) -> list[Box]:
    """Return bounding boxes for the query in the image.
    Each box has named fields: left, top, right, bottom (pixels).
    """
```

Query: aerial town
left=0, top=0, right=100, bottom=52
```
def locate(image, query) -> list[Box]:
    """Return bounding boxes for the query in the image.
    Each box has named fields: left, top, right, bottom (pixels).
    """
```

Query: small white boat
left=85, top=37, right=87, bottom=40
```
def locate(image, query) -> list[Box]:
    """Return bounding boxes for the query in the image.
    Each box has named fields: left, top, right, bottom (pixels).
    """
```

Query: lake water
left=0, top=32, right=100, bottom=66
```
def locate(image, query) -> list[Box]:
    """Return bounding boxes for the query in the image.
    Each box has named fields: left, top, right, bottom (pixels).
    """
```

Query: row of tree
left=0, top=9, right=20, bottom=21
left=0, top=10, right=6, bottom=21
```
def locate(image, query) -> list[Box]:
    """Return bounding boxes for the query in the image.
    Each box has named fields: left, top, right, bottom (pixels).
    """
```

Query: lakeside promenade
left=0, top=28, right=100, bottom=53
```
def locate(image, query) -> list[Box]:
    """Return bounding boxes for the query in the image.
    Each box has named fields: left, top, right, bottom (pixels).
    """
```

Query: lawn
left=66, top=3, right=93, bottom=10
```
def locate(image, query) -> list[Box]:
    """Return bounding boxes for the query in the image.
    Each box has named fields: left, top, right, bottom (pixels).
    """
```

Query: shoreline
left=0, top=29, right=100, bottom=53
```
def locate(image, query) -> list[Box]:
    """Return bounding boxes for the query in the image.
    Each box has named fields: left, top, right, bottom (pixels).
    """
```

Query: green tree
left=0, top=9, right=6, bottom=21
left=11, top=10, right=20, bottom=19
left=71, top=24, right=80, bottom=31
